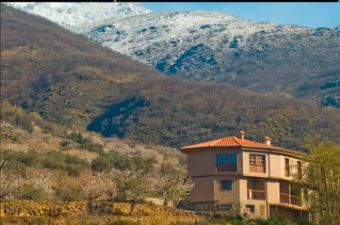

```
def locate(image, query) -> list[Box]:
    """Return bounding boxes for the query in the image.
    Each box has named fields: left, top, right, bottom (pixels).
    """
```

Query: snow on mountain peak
left=5, top=2, right=151, bottom=32
left=84, top=10, right=311, bottom=65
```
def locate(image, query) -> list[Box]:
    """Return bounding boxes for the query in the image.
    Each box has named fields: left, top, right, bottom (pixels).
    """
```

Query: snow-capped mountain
left=4, top=3, right=340, bottom=108
left=5, top=2, right=151, bottom=32
left=85, top=11, right=340, bottom=108
left=85, top=11, right=311, bottom=66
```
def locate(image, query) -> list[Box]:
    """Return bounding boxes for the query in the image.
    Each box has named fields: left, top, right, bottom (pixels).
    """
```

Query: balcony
left=280, top=193, right=301, bottom=206
left=247, top=178, right=266, bottom=200
left=248, top=189, right=266, bottom=200
left=279, top=181, right=302, bottom=206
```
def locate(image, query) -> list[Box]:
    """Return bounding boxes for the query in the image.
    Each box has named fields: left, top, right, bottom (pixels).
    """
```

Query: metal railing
left=248, top=189, right=266, bottom=200
left=280, top=193, right=301, bottom=206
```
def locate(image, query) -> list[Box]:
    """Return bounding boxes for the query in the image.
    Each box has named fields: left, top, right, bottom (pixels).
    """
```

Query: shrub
left=59, top=140, right=70, bottom=149
left=67, top=132, right=104, bottom=154
left=81, top=141, right=104, bottom=154
left=53, top=177, right=86, bottom=202
left=131, top=154, right=156, bottom=174
left=54, top=188, right=84, bottom=202
left=19, top=153, right=39, bottom=166
left=2, top=150, right=31, bottom=176
left=90, top=151, right=156, bottom=173
left=66, top=164, right=82, bottom=177
left=64, top=155, right=89, bottom=176
left=91, top=156, right=111, bottom=171
left=106, top=220, right=138, bottom=225
left=20, top=183, right=45, bottom=201
left=68, top=132, right=85, bottom=144
left=2, top=150, right=89, bottom=176
left=41, top=151, right=67, bottom=170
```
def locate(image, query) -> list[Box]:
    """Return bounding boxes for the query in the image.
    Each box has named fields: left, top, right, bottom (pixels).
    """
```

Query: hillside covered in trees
left=1, top=100, right=189, bottom=204
left=1, top=4, right=340, bottom=150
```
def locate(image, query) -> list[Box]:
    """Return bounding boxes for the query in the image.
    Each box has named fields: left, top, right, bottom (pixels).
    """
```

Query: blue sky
left=141, top=3, right=340, bottom=28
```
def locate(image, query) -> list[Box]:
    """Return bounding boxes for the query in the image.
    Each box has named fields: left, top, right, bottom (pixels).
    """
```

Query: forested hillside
left=5, top=4, right=340, bottom=108
left=1, top=4, right=340, bottom=150
left=0, top=101, right=186, bottom=202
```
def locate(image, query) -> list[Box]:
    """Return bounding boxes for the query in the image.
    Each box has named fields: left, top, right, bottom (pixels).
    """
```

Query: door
left=260, top=205, right=266, bottom=219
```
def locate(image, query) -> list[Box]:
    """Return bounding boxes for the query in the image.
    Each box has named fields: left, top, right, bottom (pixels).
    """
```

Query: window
left=249, top=154, right=266, bottom=173
left=285, top=158, right=290, bottom=177
left=216, top=153, right=237, bottom=172
left=246, top=204, right=255, bottom=213
left=221, top=180, right=232, bottom=191
left=297, top=161, right=302, bottom=179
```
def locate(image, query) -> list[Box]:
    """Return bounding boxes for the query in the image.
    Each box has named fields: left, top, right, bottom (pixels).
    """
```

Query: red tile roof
left=180, top=136, right=285, bottom=151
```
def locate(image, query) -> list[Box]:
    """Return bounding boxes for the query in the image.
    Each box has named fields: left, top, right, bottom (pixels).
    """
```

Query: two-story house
left=180, top=131, right=308, bottom=220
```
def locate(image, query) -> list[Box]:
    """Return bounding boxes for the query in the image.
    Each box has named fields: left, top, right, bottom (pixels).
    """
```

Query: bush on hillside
left=67, top=132, right=104, bottom=154
left=90, top=151, right=156, bottom=173
left=53, top=176, right=86, bottom=202
left=106, top=220, right=138, bottom=225
left=19, top=183, right=45, bottom=201
left=2, top=150, right=89, bottom=176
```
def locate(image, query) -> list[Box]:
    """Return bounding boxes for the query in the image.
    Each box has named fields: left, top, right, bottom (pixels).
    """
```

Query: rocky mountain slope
left=2, top=4, right=340, bottom=150
left=85, top=11, right=340, bottom=108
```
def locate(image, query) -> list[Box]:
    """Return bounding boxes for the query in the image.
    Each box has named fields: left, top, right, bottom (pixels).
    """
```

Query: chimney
left=264, top=136, right=271, bottom=145
left=239, top=130, right=245, bottom=140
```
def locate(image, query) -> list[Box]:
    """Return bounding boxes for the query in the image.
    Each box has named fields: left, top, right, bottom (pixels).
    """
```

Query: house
left=180, top=131, right=308, bottom=220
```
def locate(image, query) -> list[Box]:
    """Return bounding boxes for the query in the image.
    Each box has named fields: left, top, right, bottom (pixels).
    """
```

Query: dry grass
left=1, top=200, right=199, bottom=225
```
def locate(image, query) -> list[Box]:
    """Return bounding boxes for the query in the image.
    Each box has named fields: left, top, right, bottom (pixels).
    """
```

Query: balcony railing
left=248, top=189, right=266, bottom=200
left=280, top=193, right=301, bottom=206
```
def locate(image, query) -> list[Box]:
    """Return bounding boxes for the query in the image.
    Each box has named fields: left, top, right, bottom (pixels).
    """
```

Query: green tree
left=301, top=140, right=340, bottom=225
left=114, top=170, right=153, bottom=215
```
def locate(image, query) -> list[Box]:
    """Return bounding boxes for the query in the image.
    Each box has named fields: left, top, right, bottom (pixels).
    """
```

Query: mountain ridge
left=2, top=4, right=340, bottom=150
left=6, top=3, right=339, bottom=108
left=85, top=10, right=340, bottom=108
left=5, top=2, right=151, bottom=32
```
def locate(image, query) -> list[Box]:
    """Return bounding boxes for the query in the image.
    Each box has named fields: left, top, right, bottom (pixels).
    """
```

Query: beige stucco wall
left=266, top=180, right=280, bottom=204
left=187, top=151, right=216, bottom=177
left=269, top=154, right=282, bottom=177
left=187, top=148, right=242, bottom=177
left=239, top=178, right=248, bottom=202
left=213, top=176, right=240, bottom=203
left=190, top=176, right=214, bottom=203
left=242, top=151, right=303, bottom=180
left=242, top=151, right=269, bottom=178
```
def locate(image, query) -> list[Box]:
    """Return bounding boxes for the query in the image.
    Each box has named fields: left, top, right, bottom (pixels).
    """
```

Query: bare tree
left=157, top=162, right=193, bottom=207
left=24, top=169, right=54, bottom=200
left=82, top=170, right=117, bottom=202
left=0, top=161, right=24, bottom=200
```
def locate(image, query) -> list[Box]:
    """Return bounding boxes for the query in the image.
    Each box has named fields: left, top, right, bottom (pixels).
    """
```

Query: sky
left=141, top=3, right=340, bottom=28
